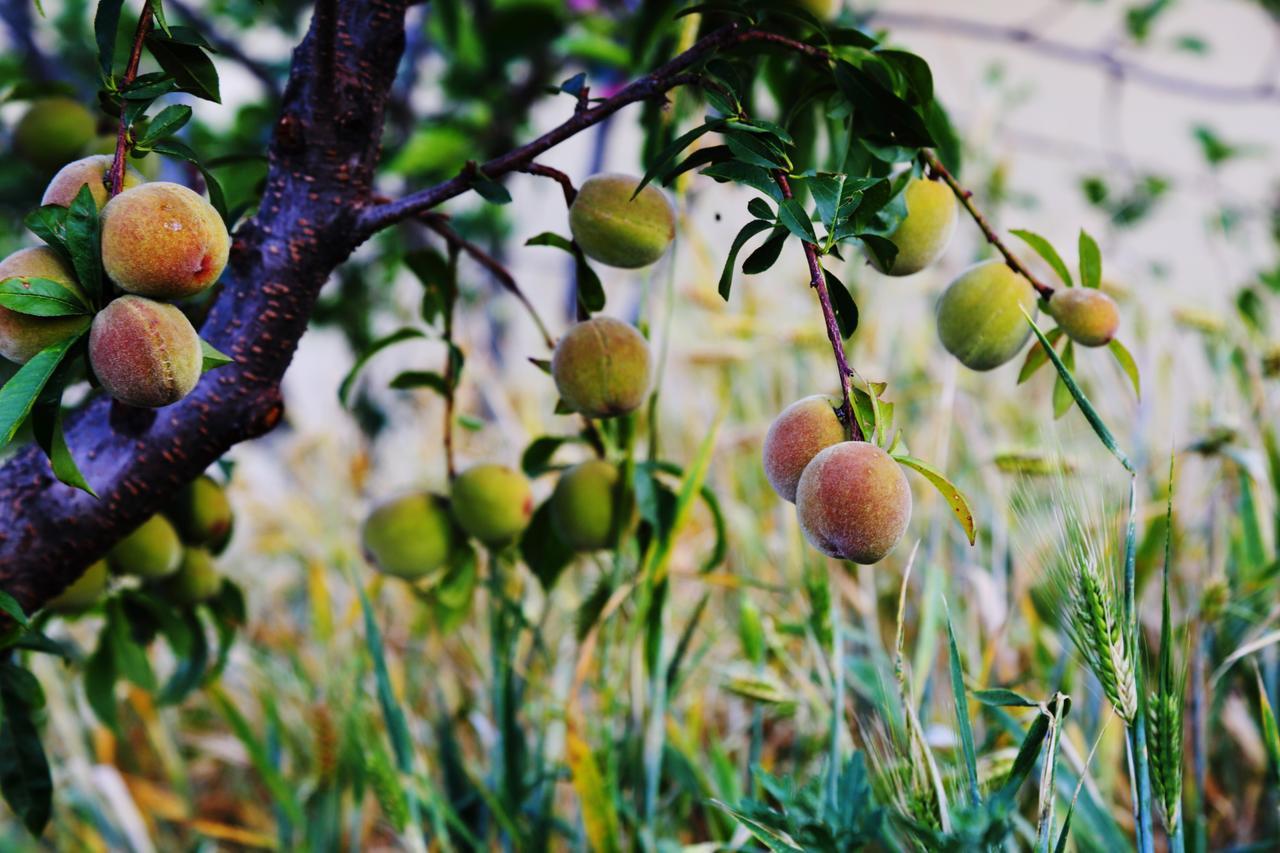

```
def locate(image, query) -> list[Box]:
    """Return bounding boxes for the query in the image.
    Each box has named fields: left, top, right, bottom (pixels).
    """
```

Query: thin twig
left=773, top=171, right=862, bottom=440
left=108, top=5, right=154, bottom=198
left=518, top=163, right=577, bottom=206
left=443, top=245, right=459, bottom=480
left=922, top=150, right=1055, bottom=299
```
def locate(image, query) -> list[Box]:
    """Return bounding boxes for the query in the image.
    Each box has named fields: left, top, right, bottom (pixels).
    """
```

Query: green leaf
left=210, top=686, right=303, bottom=823
left=521, top=435, right=579, bottom=477
left=858, top=234, right=898, bottom=272
left=337, top=328, right=426, bottom=407
left=0, top=332, right=85, bottom=450
left=823, top=267, right=859, bottom=339
left=892, top=454, right=976, bottom=545
left=700, top=161, right=785, bottom=202
left=1024, top=312, right=1134, bottom=473
left=145, top=29, right=220, bottom=102
left=973, top=688, right=1039, bottom=707
left=65, top=186, right=104, bottom=306
left=105, top=599, right=156, bottom=690
left=723, top=131, right=791, bottom=171
left=1016, top=327, right=1063, bottom=385
left=1256, top=665, right=1280, bottom=782
left=720, top=219, right=772, bottom=300
left=945, top=603, right=980, bottom=806
left=776, top=198, right=817, bottom=244
left=471, top=170, right=511, bottom=204
left=135, top=104, right=192, bottom=148
left=1053, top=340, right=1076, bottom=419
left=1109, top=338, right=1141, bottom=399
left=741, top=226, right=788, bottom=275
left=520, top=500, right=576, bottom=591
left=31, top=379, right=95, bottom=497
left=200, top=339, right=233, bottom=373
left=356, top=585, right=414, bottom=774
left=575, top=253, right=605, bottom=314
left=0, top=667, right=52, bottom=836
left=0, top=277, right=90, bottom=317
left=806, top=173, right=845, bottom=232
left=1078, top=230, right=1102, bottom=289
left=0, top=592, right=28, bottom=628
left=147, top=0, right=170, bottom=36
left=636, top=120, right=724, bottom=196
left=1010, top=229, right=1072, bottom=287
left=83, top=634, right=118, bottom=729
left=95, top=0, right=125, bottom=78
left=388, top=371, right=448, bottom=394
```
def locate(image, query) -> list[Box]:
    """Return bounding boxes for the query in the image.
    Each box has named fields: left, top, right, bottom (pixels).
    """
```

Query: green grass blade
left=943, top=600, right=980, bottom=806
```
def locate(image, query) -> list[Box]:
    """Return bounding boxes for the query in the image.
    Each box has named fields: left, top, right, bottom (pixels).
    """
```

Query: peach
left=936, top=260, right=1038, bottom=371
left=108, top=514, right=183, bottom=579
left=795, top=441, right=912, bottom=564
left=41, top=154, right=145, bottom=209
left=450, top=464, right=533, bottom=547
left=169, top=475, right=234, bottom=552
left=89, top=295, right=203, bottom=408
left=100, top=182, right=230, bottom=298
left=762, top=395, right=847, bottom=503
left=13, top=97, right=96, bottom=172
left=568, top=174, right=675, bottom=269
left=551, top=316, right=651, bottom=418
left=550, top=460, right=625, bottom=551
left=0, top=246, right=90, bottom=363
left=362, top=492, right=459, bottom=580
left=1048, top=287, right=1120, bottom=347
left=46, top=560, right=109, bottom=614
left=156, top=547, right=221, bottom=605
left=870, top=178, right=957, bottom=276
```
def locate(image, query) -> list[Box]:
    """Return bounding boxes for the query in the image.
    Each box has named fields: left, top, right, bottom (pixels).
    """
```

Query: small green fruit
left=1048, top=287, right=1120, bottom=347
left=362, top=492, right=459, bottom=580
left=100, top=182, right=230, bottom=299
left=552, top=316, right=651, bottom=418
left=451, top=464, right=534, bottom=547
left=871, top=177, right=956, bottom=276
left=568, top=174, right=675, bottom=269
left=46, top=560, right=109, bottom=614
left=0, top=247, right=90, bottom=364
left=157, top=548, right=222, bottom=605
left=936, top=260, right=1038, bottom=371
left=169, top=475, right=234, bottom=550
left=109, top=514, right=183, bottom=579
left=13, top=97, right=96, bottom=172
left=550, top=460, right=625, bottom=551
left=762, top=395, right=847, bottom=503
left=795, top=441, right=912, bottom=565
left=42, top=154, right=145, bottom=209
left=89, top=296, right=203, bottom=408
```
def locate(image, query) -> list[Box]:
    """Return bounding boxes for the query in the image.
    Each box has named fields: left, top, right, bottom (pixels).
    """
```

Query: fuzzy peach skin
left=761, top=395, right=847, bottom=503
left=42, top=154, right=145, bottom=209
left=100, top=182, right=230, bottom=299
left=1048, top=287, right=1121, bottom=347
left=870, top=177, right=957, bottom=277
left=450, top=463, right=534, bottom=547
left=795, top=441, right=912, bottom=565
left=568, top=174, right=676, bottom=269
left=551, top=316, right=651, bottom=418
left=13, top=97, right=96, bottom=173
left=0, top=246, right=90, bottom=364
left=89, top=295, right=203, bottom=408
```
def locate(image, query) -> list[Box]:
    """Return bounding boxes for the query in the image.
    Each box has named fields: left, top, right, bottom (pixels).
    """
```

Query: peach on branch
left=42, top=154, right=145, bottom=209
left=795, top=441, right=912, bottom=565
left=109, top=514, right=183, bottom=580
left=762, top=395, right=847, bottom=503
left=169, top=475, right=234, bottom=551
left=870, top=177, right=956, bottom=276
left=936, top=260, right=1038, bottom=371
left=450, top=464, right=533, bottom=547
left=45, top=560, right=109, bottom=614
left=0, top=247, right=90, bottom=364
left=89, top=295, right=203, bottom=408
left=568, top=174, right=675, bottom=269
left=157, top=548, right=221, bottom=606
left=362, top=492, right=459, bottom=580
left=550, top=459, right=625, bottom=551
left=100, top=182, right=230, bottom=299
left=13, top=97, right=96, bottom=172
left=551, top=316, right=651, bottom=418
left=1048, top=287, right=1120, bottom=347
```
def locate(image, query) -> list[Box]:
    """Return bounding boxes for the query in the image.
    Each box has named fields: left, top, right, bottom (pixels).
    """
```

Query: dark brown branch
left=773, top=172, right=862, bottom=441
left=519, top=163, right=577, bottom=206
left=922, top=151, right=1055, bottom=299
left=108, top=6, right=154, bottom=198
left=864, top=9, right=1280, bottom=105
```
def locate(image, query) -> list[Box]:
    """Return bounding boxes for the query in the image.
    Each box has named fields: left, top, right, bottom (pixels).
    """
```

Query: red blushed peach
left=0, top=247, right=90, bottom=364
left=762, top=395, right=847, bottom=503
left=795, top=441, right=912, bottom=564
left=100, top=182, right=230, bottom=299
left=89, top=295, right=203, bottom=408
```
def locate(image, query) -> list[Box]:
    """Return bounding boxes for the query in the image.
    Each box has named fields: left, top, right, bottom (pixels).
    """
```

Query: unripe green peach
left=552, top=317, right=651, bottom=418
left=89, top=295, right=203, bottom=408
left=46, top=560, right=109, bottom=614
left=13, top=97, right=96, bottom=172
left=100, top=182, right=230, bottom=299
left=41, top=154, right=145, bottom=209
left=83, top=134, right=161, bottom=180
left=156, top=548, right=221, bottom=606
left=762, top=395, right=847, bottom=503
left=0, top=247, right=89, bottom=364
left=169, top=475, right=234, bottom=551
left=362, top=492, right=459, bottom=580
left=568, top=174, right=675, bottom=269
left=871, top=178, right=956, bottom=276
left=550, top=460, right=625, bottom=551
left=791, top=0, right=835, bottom=18
left=450, top=464, right=533, bottom=547
left=936, top=260, right=1038, bottom=371
left=109, top=514, right=183, bottom=580
left=1047, top=287, right=1120, bottom=347
left=795, top=441, right=912, bottom=564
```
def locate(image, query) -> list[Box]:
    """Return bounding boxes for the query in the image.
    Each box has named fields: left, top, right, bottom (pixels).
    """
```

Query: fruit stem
left=921, top=150, right=1055, bottom=299
left=772, top=170, right=863, bottom=441
left=108, top=3, right=154, bottom=200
